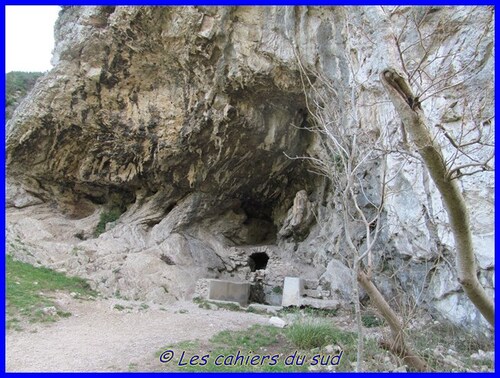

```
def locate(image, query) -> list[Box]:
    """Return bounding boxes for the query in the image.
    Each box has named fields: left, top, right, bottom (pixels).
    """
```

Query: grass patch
left=211, top=301, right=242, bottom=311
left=152, top=303, right=491, bottom=372
left=158, top=324, right=306, bottom=372
left=210, top=324, right=283, bottom=351
left=6, top=255, right=96, bottom=326
left=286, top=318, right=356, bottom=349
left=156, top=322, right=363, bottom=372
left=7, top=317, right=23, bottom=331
left=362, top=313, right=384, bottom=328
left=245, top=306, right=270, bottom=315
left=193, top=297, right=217, bottom=310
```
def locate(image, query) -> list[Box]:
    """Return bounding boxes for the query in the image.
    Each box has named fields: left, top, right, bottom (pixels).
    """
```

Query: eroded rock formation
left=6, top=6, right=494, bottom=336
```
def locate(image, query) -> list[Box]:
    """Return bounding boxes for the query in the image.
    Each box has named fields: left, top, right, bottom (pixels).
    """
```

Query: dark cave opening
left=240, top=197, right=273, bottom=221
left=235, top=197, right=277, bottom=245
left=248, top=252, right=269, bottom=272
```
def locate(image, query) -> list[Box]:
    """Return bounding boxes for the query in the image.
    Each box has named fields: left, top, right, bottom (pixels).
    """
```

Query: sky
left=5, top=6, right=61, bottom=73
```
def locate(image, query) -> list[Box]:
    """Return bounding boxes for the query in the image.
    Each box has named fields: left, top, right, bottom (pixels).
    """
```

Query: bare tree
left=380, top=68, right=494, bottom=326
left=386, top=6, right=494, bottom=179
left=379, top=7, right=494, bottom=326
left=292, top=54, right=429, bottom=371
left=288, top=6, right=492, bottom=371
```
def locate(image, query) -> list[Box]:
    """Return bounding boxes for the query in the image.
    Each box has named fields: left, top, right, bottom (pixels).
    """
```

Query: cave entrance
left=248, top=252, right=269, bottom=272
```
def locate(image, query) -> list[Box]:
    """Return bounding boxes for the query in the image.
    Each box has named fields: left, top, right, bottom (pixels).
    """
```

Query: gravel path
left=6, top=296, right=270, bottom=372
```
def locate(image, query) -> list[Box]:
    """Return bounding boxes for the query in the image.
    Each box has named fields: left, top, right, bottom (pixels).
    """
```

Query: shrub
left=94, top=208, right=122, bottom=236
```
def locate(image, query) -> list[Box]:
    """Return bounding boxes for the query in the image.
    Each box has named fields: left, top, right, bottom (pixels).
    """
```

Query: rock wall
left=6, top=6, right=494, bottom=336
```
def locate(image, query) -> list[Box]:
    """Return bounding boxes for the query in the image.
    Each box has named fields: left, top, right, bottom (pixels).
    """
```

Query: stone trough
left=205, top=277, right=339, bottom=310
left=207, top=279, right=251, bottom=306
left=282, top=277, right=339, bottom=310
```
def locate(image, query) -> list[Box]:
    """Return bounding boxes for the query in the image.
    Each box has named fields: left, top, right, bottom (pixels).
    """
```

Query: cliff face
left=6, top=6, right=494, bottom=334
left=8, top=7, right=313, bottom=213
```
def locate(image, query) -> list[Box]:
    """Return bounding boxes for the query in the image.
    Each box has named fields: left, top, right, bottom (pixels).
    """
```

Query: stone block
left=282, top=277, right=304, bottom=307
left=247, top=303, right=282, bottom=314
left=300, top=297, right=339, bottom=311
left=207, top=279, right=250, bottom=306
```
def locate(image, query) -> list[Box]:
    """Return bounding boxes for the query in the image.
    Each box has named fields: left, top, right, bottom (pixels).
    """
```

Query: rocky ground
left=6, top=294, right=494, bottom=372
left=6, top=295, right=270, bottom=372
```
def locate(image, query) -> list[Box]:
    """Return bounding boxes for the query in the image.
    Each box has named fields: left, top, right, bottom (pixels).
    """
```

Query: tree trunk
left=358, top=271, right=429, bottom=372
left=380, top=68, right=494, bottom=327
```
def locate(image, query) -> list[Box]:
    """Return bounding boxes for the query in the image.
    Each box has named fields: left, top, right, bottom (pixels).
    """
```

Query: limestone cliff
left=6, top=6, right=494, bottom=335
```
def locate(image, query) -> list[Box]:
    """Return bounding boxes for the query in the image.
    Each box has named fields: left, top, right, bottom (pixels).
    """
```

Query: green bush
left=286, top=319, right=356, bottom=349
left=94, top=208, right=122, bottom=236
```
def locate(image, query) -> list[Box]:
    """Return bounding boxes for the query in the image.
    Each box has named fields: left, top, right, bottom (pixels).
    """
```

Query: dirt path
left=6, top=296, right=270, bottom=372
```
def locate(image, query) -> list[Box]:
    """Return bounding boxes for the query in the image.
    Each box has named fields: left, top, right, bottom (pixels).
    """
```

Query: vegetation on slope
left=6, top=254, right=96, bottom=330
left=6, top=71, right=44, bottom=120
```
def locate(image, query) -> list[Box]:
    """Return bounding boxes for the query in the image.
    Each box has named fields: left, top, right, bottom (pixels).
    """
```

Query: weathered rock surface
left=6, top=6, right=494, bottom=336
left=279, top=190, right=315, bottom=240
